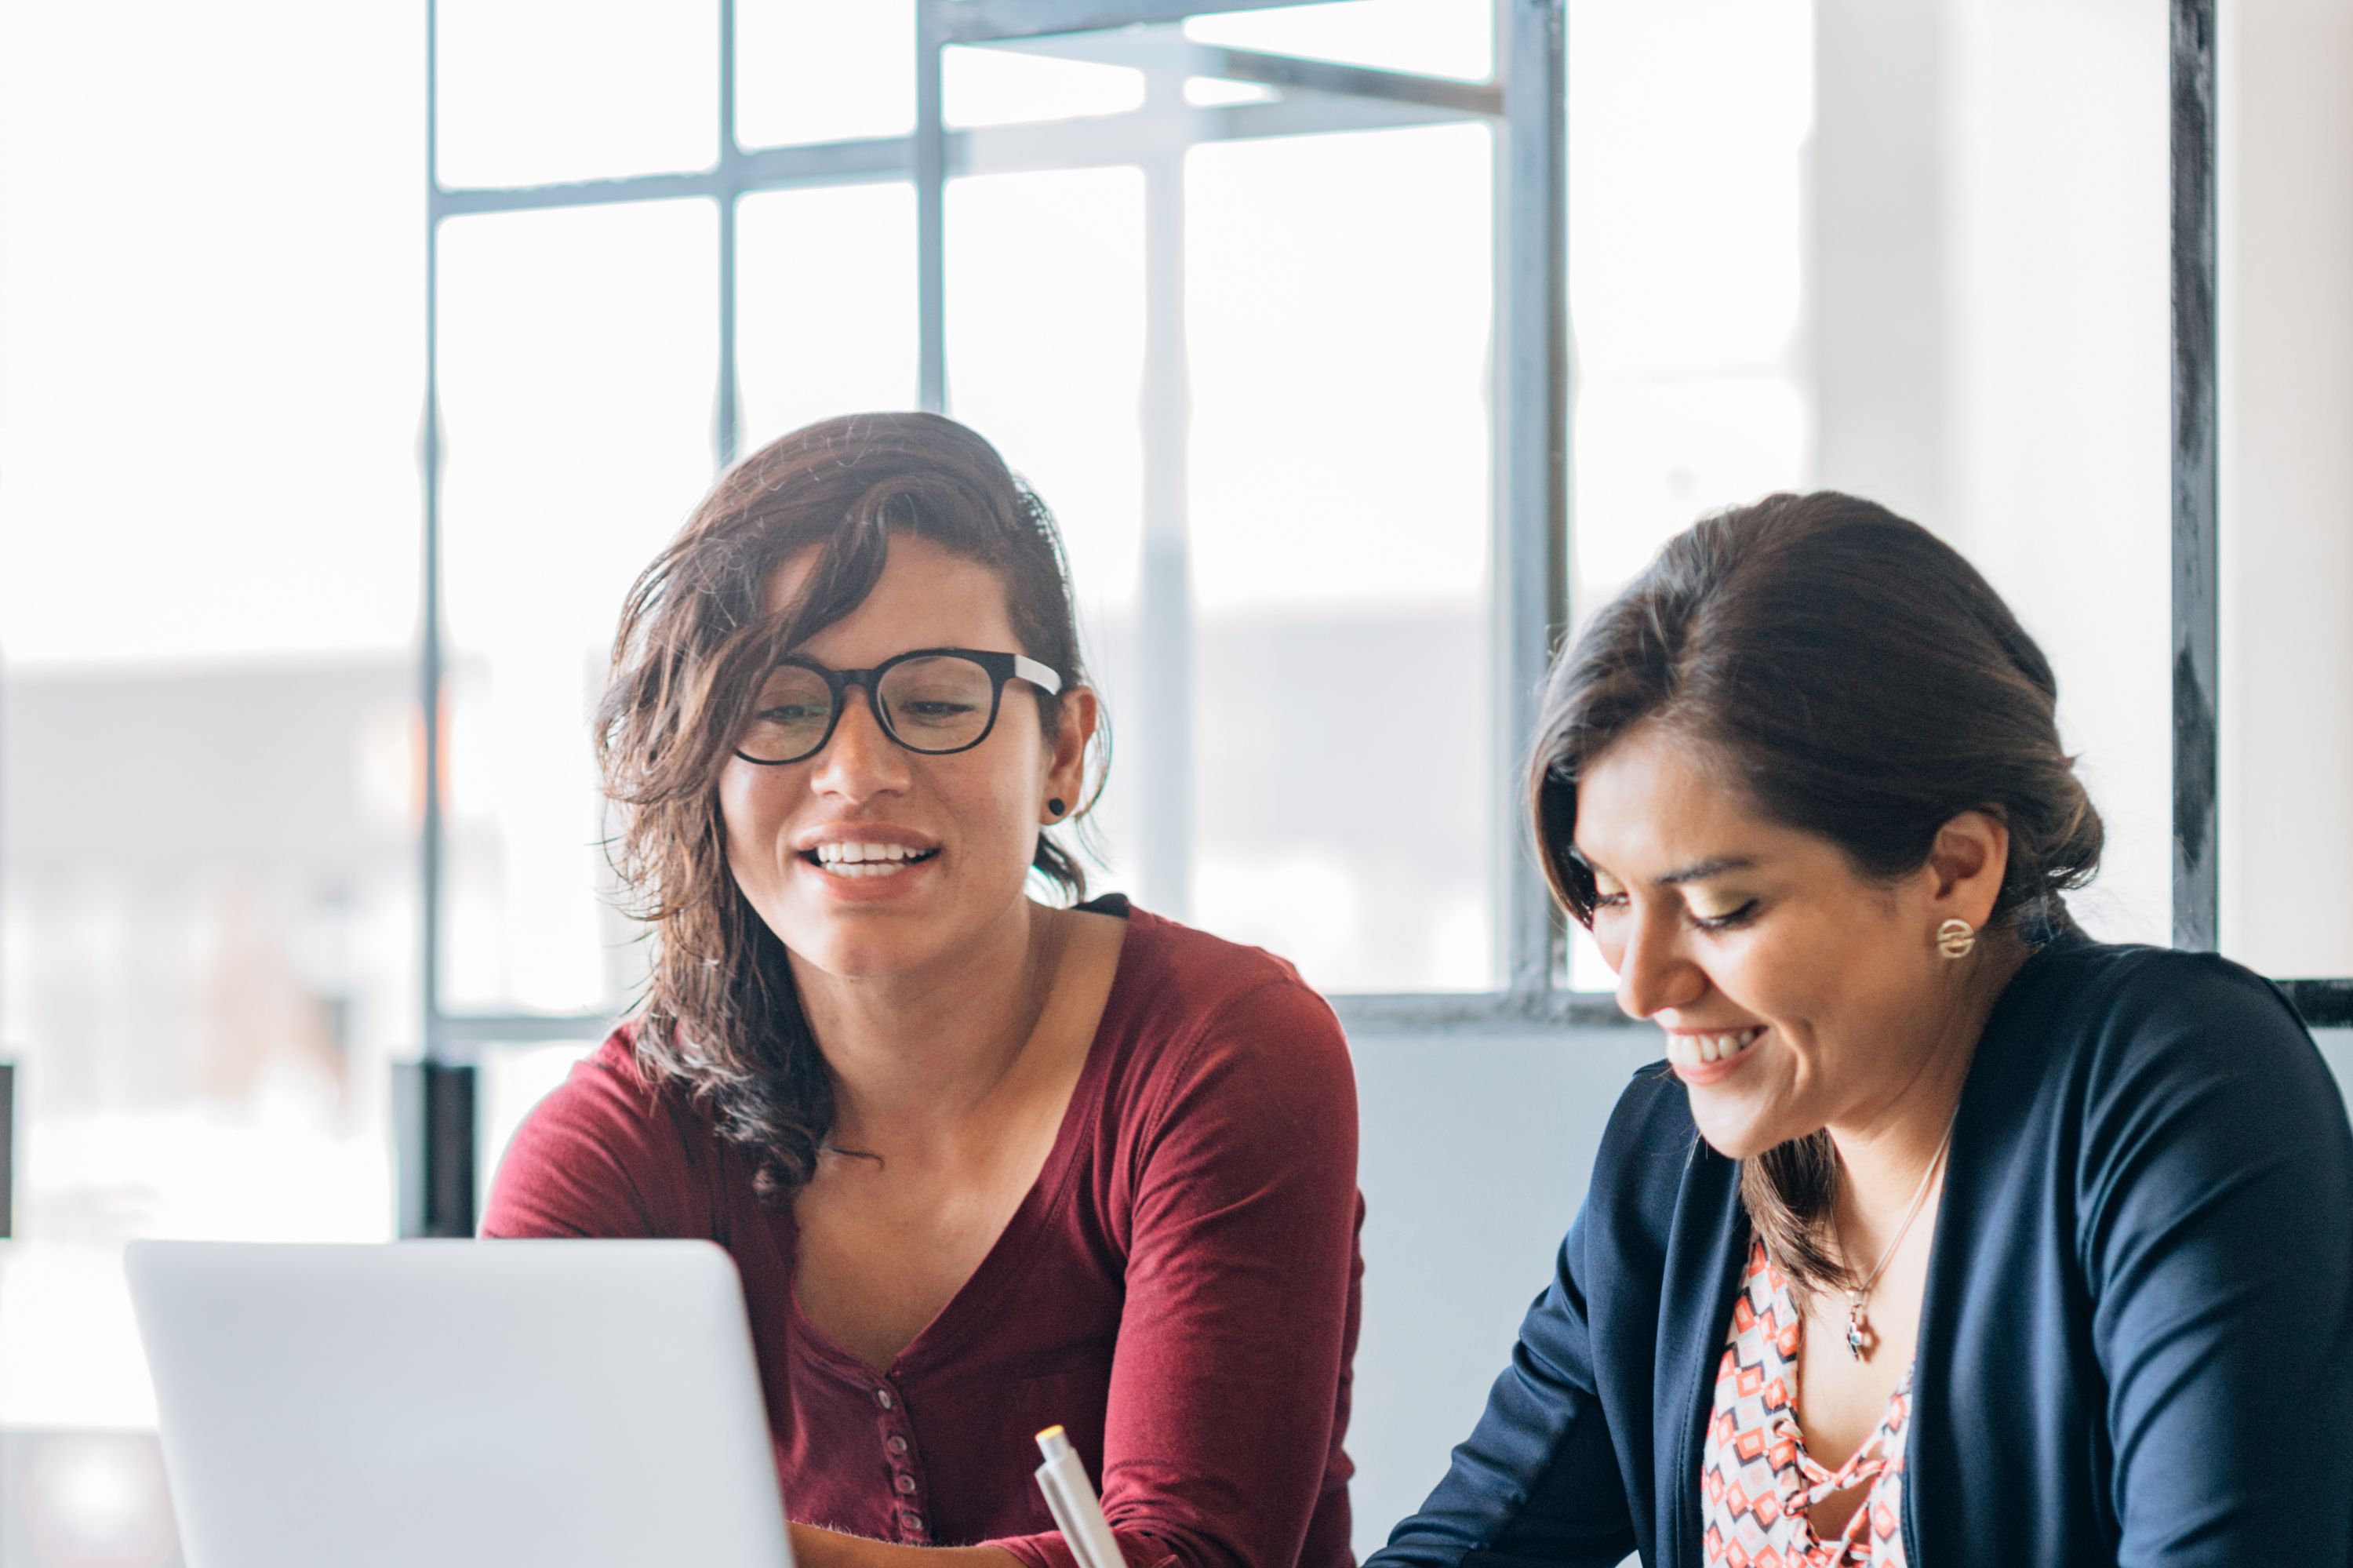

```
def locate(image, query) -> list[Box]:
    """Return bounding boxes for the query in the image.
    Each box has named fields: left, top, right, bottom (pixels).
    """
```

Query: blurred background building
left=3, top=1, right=2351, bottom=1563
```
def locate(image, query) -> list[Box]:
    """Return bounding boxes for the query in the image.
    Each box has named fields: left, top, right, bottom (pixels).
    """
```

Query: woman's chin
left=1686, top=1095, right=1789, bottom=1163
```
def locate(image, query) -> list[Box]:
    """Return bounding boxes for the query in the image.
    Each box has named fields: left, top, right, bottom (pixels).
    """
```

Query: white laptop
left=125, top=1239, right=793, bottom=1568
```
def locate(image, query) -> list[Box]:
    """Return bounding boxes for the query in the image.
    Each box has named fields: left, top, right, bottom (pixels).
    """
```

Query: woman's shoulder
left=481, top=1024, right=723, bottom=1237
left=1109, top=902, right=1345, bottom=1040
left=1093, top=902, right=1355, bottom=1115
left=1980, top=931, right=2349, bottom=1186
left=2006, top=930, right=2320, bottom=1081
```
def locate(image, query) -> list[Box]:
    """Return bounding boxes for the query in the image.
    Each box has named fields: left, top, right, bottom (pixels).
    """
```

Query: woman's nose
left=1614, top=912, right=1705, bottom=1021
left=809, top=687, right=910, bottom=801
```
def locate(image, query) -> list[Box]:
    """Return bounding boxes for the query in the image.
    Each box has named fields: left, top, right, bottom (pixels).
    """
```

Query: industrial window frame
left=400, top=0, right=2348, bottom=1237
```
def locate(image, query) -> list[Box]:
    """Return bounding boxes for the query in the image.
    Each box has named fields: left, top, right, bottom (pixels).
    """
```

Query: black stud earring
left=1047, top=798, right=1067, bottom=818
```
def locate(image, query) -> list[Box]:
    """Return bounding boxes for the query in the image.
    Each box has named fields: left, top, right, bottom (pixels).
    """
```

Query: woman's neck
left=793, top=901, right=1069, bottom=1148
left=1827, top=929, right=2031, bottom=1242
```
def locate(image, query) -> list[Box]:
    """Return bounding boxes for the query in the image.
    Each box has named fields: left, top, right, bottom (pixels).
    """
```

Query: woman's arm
left=1364, top=1209, right=1636, bottom=1568
left=2082, top=959, right=2353, bottom=1562
left=987, top=977, right=1362, bottom=1568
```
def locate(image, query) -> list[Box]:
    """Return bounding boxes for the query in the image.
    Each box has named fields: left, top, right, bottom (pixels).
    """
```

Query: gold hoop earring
left=1936, top=918, right=1977, bottom=959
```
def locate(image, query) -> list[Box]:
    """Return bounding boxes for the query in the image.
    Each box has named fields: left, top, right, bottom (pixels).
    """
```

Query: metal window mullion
left=422, top=0, right=448, bottom=1071
left=410, top=0, right=479, bottom=1238
left=1500, top=0, right=1569, bottom=999
left=1136, top=64, right=1195, bottom=921
left=916, top=2, right=949, bottom=413
left=2170, top=0, right=2220, bottom=952
left=718, top=0, right=743, bottom=470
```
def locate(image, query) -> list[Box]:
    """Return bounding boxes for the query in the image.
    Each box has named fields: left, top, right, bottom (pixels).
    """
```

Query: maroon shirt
left=482, top=902, right=1363, bottom=1568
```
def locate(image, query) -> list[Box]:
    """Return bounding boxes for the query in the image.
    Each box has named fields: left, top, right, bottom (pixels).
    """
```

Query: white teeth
left=1667, top=1028, right=1763, bottom=1069
left=814, top=841, right=920, bottom=865
left=811, top=839, right=933, bottom=875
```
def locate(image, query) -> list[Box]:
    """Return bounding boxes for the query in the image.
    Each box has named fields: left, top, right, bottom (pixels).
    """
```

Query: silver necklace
left=1839, top=1116, right=1956, bottom=1362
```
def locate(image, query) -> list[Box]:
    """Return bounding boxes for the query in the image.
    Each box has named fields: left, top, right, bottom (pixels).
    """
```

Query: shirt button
left=900, top=1512, right=926, bottom=1535
left=874, top=1388, right=895, bottom=1411
left=887, top=1435, right=909, bottom=1455
left=895, top=1473, right=918, bottom=1494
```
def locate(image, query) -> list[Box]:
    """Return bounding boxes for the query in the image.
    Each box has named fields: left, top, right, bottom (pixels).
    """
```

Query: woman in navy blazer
left=1369, top=493, right=2353, bottom=1566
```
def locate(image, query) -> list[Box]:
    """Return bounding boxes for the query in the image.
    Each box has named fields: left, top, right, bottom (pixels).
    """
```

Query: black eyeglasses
left=732, top=647, right=1064, bottom=766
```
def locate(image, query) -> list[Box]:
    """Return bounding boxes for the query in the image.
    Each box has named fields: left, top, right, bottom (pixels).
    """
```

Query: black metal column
left=395, top=1060, right=478, bottom=1239
left=2169, top=0, right=2220, bottom=952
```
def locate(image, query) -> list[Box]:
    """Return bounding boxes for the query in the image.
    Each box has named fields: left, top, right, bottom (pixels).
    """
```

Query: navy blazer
left=1369, top=934, right=2353, bottom=1566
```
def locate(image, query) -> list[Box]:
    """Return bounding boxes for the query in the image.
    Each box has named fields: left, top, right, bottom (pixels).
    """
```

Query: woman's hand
left=787, top=1521, right=1025, bottom=1568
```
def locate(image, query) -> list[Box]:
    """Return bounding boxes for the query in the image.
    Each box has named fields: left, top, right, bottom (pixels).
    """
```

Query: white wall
left=1344, top=1024, right=1660, bottom=1558
left=2218, top=0, right=2353, bottom=977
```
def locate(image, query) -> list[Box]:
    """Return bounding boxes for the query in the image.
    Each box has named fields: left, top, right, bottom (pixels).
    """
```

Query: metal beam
left=431, top=97, right=1486, bottom=225
left=991, top=28, right=1503, bottom=115
left=2169, top=0, right=2220, bottom=951
left=1333, top=988, right=1638, bottom=1036
left=1201, top=47, right=1502, bottom=116
left=1499, top=0, right=1569, bottom=998
left=435, top=1010, right=616, bottom=1050
left=2280, top=979, right=2353, bottom=1031
left=431, top=136, right=914, bottom=220
left=935, top=0, right=1301, bottom=45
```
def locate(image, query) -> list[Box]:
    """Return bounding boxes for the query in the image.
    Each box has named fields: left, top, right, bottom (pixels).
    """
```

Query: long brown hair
left=1526, top=492, right=2102, bottom=1293
left=596, top=412, right=1105, bottom=1202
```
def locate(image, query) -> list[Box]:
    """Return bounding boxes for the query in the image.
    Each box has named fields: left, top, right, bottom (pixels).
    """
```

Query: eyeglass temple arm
left=1011, top=653, right=1063, bottom=696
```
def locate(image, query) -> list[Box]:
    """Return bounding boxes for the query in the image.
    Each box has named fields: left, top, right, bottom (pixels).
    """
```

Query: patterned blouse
left=1699, top=1240, right=1912, bottom=1566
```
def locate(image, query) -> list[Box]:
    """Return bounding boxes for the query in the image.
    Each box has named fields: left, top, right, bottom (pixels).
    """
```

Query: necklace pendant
left=1846, top=1295, right=1869, bottom=1361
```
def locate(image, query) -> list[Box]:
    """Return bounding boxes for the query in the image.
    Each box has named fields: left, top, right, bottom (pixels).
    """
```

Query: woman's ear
left=1926, top=809, right=2011, bottom=929
left=1044, top=686, right=1098, bottom=818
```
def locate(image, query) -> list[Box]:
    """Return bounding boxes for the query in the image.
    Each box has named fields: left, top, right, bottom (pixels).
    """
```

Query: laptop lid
left=126, top=1239, right=792, bottom=1568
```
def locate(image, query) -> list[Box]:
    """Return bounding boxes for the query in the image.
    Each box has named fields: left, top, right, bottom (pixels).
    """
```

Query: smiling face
left=718, top=532, right=1094, bottom=985
left=1573, top=719, right=2006, bottom=1158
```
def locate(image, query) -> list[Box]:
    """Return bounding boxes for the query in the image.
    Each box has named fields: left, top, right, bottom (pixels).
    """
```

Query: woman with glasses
left=485, top=413, right=1362, bottom=1568
left=1368, top=493, right=2353, bottom=1567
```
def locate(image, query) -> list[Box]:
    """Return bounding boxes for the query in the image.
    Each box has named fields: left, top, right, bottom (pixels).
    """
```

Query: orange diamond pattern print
left=1698, top=1240, right=1911, bottom=1568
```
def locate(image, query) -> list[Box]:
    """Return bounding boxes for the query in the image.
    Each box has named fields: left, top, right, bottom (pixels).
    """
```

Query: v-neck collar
left=1664, top=925, right=2089, bottom=1565
left=781, top=898, right=1149, bottom=1387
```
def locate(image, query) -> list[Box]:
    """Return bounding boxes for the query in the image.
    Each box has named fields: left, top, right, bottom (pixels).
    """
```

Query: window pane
left=1184, top=0, right=1494, bottom=83
left=436, top=0, right=718, bottom=187
left=1809, top=0, right=2170, bottom=948
left=736, top=0, right=914, bottom=149
left=1566, top=0, right=1812, bottom=627
left=0, top=9, right=416, bottom=1548
left=737, top=183, right=920, bottom=446
left=1187, top=122, right=1497, bottom=993
left=1567, top=0, right=2173, bottom=960
left=437, top=200, right=719, bottom=1016
left=946, top=166, right=1147, bottom=892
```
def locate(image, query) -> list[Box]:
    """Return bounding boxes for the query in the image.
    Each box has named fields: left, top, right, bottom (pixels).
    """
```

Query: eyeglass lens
left=736, top=655, right=999, bottom=764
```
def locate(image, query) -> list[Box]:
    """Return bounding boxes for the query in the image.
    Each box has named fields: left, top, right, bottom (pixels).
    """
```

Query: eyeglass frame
left=730, top=646, right=1066, bottom=766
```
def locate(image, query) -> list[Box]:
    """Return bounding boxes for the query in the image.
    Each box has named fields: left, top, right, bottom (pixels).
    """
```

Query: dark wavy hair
left=1526, top=491, right=2103, bottom=1293
left=596, top=411, right=1104, bottom=1204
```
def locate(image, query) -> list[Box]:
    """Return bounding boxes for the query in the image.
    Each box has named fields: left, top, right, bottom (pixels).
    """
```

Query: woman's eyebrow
left=1655, top=855, right=1758, bottom=886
